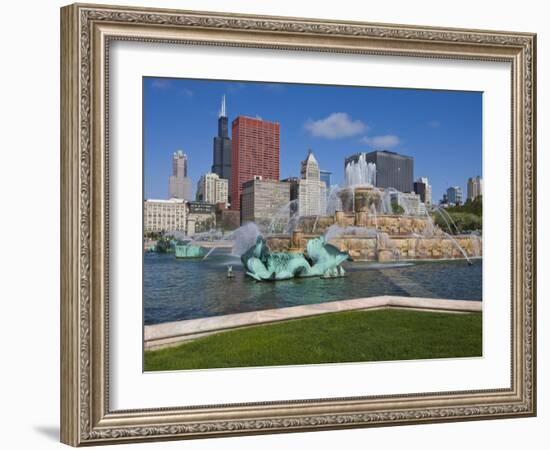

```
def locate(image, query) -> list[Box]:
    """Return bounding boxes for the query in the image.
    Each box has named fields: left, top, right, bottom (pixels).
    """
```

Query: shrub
left=391, top=202, right=405, bottom=215
left=434, top=211, right=482, bottom=234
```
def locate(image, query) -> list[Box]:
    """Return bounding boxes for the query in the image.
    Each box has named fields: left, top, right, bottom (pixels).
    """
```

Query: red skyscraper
left=231, top=116, right=280, bottom=210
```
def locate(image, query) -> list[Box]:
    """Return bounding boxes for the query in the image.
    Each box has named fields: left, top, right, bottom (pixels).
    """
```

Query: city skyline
left=144, top=77, right=483, bottom=202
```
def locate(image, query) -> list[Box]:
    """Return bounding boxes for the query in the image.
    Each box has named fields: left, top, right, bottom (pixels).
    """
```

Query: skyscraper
left=168, top=150, right=192, bottom=200
left=231, top=116, right=280, bottom=211
left=211, top=96, right=232, bottom=197
left=319, top=170, right=332, bottom=190
left=346, top=150, right=413, bottom=193
left=296, top=150, right=326, bottom=216
left=446, top=186, right=463, bottom=205
left=467, top=176, right=483, bottom=201
left=196, top=172, right=228, bottom=205
left=414, top=176, right=432, bottom=206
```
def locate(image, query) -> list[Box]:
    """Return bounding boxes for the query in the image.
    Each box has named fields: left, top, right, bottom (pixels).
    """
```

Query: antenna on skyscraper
left=219, top=95, right=226, bottom=118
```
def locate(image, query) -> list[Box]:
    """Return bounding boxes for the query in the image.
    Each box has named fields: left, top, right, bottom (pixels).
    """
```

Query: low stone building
left=186, top=201, right=216, bottom=236
left=241, top=178, right=290, bottom=230
left=390, top=191, right=423, bottom=216
left=215, top=203, right=241, bottom=231
left=144, top=198, right=187, bottom=233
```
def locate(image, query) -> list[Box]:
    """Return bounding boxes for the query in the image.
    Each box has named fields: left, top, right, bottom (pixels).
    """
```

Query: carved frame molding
left=60, top=3, right=536, bottom=446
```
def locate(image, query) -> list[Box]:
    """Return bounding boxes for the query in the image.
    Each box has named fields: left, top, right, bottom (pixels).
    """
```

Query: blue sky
left=143, top=77, right=482, bottom=201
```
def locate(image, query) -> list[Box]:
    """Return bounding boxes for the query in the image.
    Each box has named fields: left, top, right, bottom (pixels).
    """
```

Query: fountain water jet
left=202, top=247, right=217, bottom=260
left=267, top=199, right=300, bottom=235
left=227, top=176, right=480, bottom=265
left=231, top=222, right=261, bottom=256
left=344, top=154, right=376, bottom=186
left=434, top=206, right=461, bottom=235
left=469, top=232, right=482, bottom=258
left=311, top=215, right=320, bottom=234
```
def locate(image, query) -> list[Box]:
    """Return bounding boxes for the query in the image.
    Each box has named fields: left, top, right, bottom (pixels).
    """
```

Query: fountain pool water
left=144, top=250, right=482, bottom=325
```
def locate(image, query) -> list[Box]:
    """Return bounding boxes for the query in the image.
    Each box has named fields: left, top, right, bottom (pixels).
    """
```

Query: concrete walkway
left=144, top=296, right=482, bottom=351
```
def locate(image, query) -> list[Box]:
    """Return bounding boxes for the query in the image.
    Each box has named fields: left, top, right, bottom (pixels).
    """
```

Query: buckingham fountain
left=144, top=156, right=482, bottom=328
left=235, top=155, right=481, bottom=281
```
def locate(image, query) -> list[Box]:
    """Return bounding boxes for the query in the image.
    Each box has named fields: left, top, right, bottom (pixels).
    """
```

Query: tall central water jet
left=344, top=153, right=376, bottom=187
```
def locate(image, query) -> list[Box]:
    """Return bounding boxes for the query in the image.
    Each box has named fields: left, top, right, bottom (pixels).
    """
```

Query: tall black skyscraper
left=345, top=150, right=414, bottom=193
left=212, top=96, right=232, bottom=200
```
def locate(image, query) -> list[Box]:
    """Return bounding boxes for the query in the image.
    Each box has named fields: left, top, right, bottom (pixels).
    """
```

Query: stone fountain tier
left=266, top=232, right=482, bottom=262
left=337, top=185, right=385, bottom=213
left=330, top=235, right=481, bottom=261
left=296, top=213, right=434, bottom=236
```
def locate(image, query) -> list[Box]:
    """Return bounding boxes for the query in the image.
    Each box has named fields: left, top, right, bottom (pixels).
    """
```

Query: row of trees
left=447, top=195, right=482, bottom=216
left=433, top=196, right=482, bottom=234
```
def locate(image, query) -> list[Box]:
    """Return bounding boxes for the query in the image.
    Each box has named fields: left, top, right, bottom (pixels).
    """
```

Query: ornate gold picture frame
left=60, top=3, right=536, bottom=446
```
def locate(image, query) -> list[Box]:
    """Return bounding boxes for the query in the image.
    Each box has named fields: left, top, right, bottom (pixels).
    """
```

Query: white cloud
left=150, top=79, right=193, bottom=98
left=304, top=113, right=367, bottom=139
left=360, top=135, right=400, bottom=148
left=150, top=79, right=171, bottom=89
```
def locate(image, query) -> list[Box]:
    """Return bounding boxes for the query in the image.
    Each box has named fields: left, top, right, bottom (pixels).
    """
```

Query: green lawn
left=144, top=308, right=482, bottom=371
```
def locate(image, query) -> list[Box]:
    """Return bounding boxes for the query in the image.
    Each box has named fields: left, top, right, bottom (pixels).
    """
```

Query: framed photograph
left=60, top=3, right=536, bottom=446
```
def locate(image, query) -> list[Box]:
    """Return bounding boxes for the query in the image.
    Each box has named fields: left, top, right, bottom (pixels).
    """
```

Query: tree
left=391, top=201, right=405, bottom=215
left=448, top=195, right=482, bottom=216
left=144, top=231, right=162, bottom=240
left=433, top=211, right=482, bottom=234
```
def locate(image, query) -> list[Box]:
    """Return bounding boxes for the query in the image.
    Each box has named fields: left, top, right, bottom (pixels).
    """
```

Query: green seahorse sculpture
left=241, top=235, right=351, bottom=281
